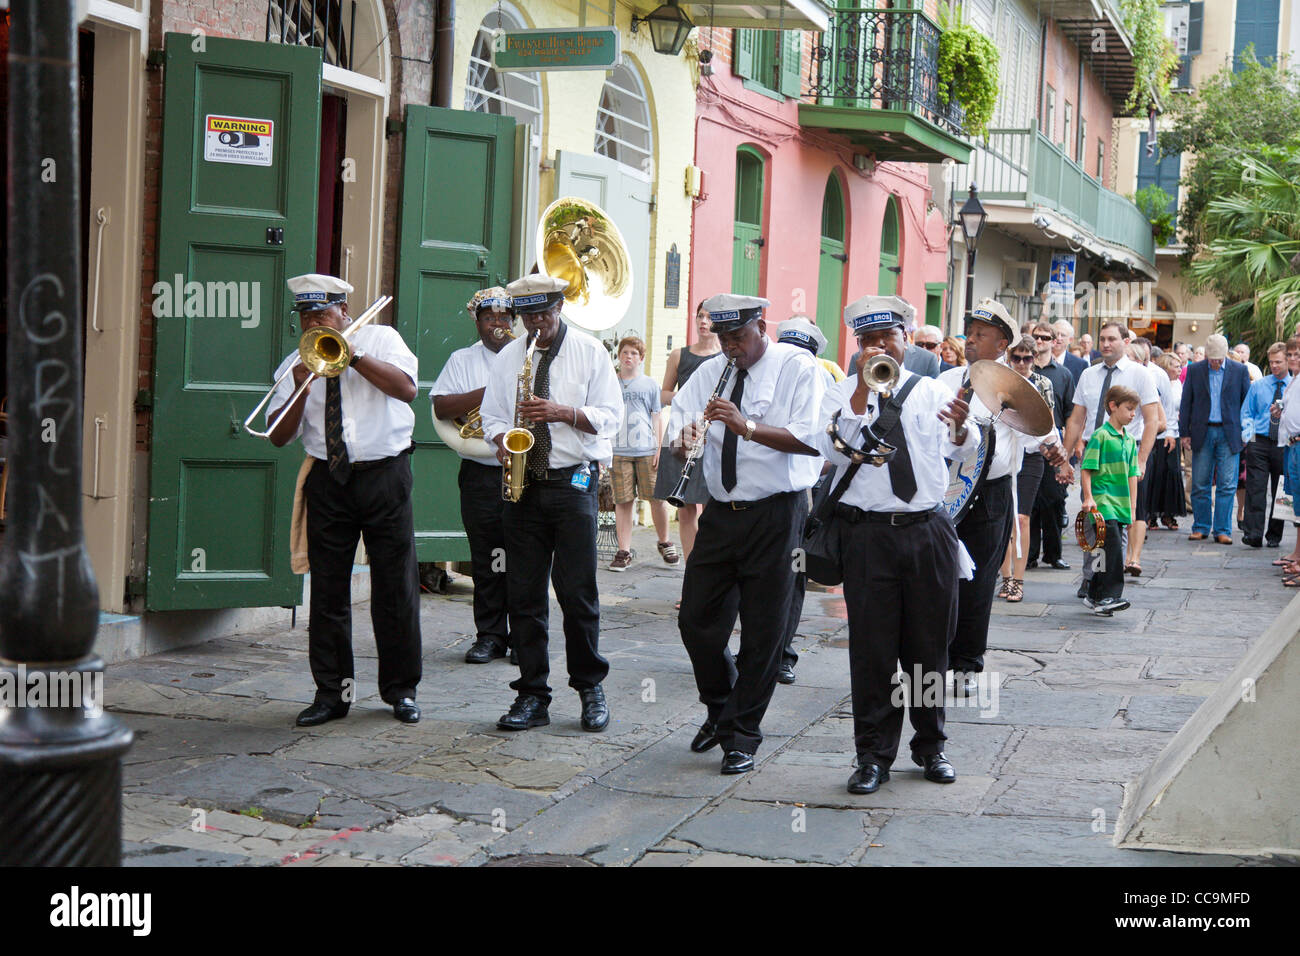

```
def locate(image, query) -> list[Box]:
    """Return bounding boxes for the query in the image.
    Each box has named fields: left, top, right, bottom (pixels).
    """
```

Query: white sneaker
left=1093, top=598, right=1130, bottom=616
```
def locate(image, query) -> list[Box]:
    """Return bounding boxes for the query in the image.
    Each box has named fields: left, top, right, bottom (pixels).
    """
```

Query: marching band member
left=479, top=276, right=624, bottom=733
left=267, top=274, right=423, bottom=727
left=431, top=287, right=515, bottom=664
left=938, top=300, right=1066, bottom=697
left=773, top=315, right=837, bottom=686
left=815, top=295, right=975, bottom=794
left=668, top=294, right=824, bottom=775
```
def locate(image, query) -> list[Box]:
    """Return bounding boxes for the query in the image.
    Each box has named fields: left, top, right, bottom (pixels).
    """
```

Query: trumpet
left=244, top=295, right=393, bottom=439
left=861, top=353, right=900, bottom=396
left=502, top=331, right=540, bottom=502
left=666, top=357, right=737, bottom=507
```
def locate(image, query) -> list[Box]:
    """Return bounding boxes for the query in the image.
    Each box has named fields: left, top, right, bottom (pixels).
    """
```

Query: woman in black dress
left=653, top=301, right=721, bottom=562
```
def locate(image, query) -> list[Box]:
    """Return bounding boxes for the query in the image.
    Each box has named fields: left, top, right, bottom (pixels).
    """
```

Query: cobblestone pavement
left=108, top=516, right=1297, bottom=866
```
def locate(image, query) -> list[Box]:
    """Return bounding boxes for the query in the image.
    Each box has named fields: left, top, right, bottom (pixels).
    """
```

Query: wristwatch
left=349, top=348, right=366, bottom=368
left=743, top=419, right=757, bottom=441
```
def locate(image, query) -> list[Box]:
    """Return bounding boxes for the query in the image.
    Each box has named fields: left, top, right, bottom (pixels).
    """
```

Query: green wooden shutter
left=733, top=29, right=756, bottom=80
left=779, top=31, right=802, bottom=97
left=147, top=35, right=322, bottom=610
left=1187, top=2, right=1203, bottom=53
left=396, top=106, right=515, bottom=561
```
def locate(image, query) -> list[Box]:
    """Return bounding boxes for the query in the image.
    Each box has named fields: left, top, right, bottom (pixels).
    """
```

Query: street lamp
left=631, top=1, right=695, bottom=56
left=957, top=184, right=987, bottom=321
left=995, top=284, right=1020, bottom=324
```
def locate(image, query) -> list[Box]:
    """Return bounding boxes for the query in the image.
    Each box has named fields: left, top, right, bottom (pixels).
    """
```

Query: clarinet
left=667, top=357, right=737, bottom=507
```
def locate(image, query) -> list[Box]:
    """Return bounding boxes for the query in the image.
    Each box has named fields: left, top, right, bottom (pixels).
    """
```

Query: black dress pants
left=502, top=468, right=608, bottom=707
left=679, top=492, right=805, bottom=755
left=459, top=460, right=510, bottom=651
left=1244, top=438, right=1286, bottom=544
left=1087, top=519, right=1127, bottom=603
left=1029, top=464, right=1067, bottom=563
left=842, top=509, right=958, bottom=768
left=781, top=571, right=805, bottom=668
left=304, top=455, right=422, bottom=706
left=951, top=475, right=1013, bottom=674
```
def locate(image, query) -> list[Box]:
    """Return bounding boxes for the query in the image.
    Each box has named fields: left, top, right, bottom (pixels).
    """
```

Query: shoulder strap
left=873, top=374, right=922, bottom=441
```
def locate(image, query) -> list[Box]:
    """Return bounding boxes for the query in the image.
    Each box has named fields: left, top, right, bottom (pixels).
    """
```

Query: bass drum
left=942, top=425, right=995, bottom=525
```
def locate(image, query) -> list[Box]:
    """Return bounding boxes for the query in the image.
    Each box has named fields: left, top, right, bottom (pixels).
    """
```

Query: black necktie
left=721, top=369, right=747, bottom=492
left=526, top=322, right=567, bottom=478
left=1269, top=379, right=1284, bottom=441
left=325, top=376, right=351, bottom=484
left=868, top=395, right=917, bottom=502
left=1094, top=365, right=1116, bottom=430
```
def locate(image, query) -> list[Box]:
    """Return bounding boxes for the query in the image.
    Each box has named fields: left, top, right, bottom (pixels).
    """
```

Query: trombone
left=243, top=294, right=393, bottom=439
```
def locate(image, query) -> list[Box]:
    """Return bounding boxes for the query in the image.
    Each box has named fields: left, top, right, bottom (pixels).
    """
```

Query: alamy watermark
left=0, top=665, right=103, bottom=717
left=151, top=273, right=261, bottom=328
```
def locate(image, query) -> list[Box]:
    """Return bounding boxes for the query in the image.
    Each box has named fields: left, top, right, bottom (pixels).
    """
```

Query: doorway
left=732, top=147, right=765, bottom=297
left=879, top=196, right=900, bottom=295
left=816, top=173, right=847, bottom=359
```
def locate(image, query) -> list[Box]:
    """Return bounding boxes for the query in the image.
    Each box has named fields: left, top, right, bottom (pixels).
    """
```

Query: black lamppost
left=957, top=184, right=988, bottom=321
left=0, top=0, right=132, bottom=865
left=631, top=1, right=695, bottom=56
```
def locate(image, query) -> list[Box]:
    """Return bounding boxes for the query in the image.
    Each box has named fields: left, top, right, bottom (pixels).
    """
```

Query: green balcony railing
left=964, top=121, right=1155, bottom=263
left=807, top=5, right=966, bottom=138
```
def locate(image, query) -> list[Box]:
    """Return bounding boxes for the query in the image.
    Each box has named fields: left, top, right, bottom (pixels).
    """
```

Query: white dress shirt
left=667, top=343, right=824, bottom=501
left=431, top=340, right=502, bottom=467
left=479, top=322, right=623, bottom=468
left=1071, top=355, right=1160, bottom=443
left=268, top=324, right=418, bottom=462
left=813, top=370, right=975, bottom=512
left=1162, top=375, right=1182, bottom=439
left=1280, top=372, right=1300, bottom=444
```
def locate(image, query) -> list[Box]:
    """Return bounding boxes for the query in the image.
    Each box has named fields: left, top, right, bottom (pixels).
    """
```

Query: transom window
left=464, top=8, right=542, bottom=129
left=594, top=63, right=652, bottom=174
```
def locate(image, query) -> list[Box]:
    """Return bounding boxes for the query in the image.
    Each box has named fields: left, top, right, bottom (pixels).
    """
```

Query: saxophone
left=502, top=331, right=540, bottom=502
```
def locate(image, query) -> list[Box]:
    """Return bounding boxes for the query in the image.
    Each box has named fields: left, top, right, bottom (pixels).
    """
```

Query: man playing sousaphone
left=431, top=287, right=516, bottom=665
left=266, top=273, right=423, bottom=727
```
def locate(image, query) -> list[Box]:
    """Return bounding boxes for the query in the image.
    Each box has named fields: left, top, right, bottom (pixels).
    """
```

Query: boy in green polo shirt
left=1081, top=385, right=1141, bottom=616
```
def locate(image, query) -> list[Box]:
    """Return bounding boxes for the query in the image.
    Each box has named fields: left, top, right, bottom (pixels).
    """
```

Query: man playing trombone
left=668, top=294, right=824, bottom=775
left=266, top=273, right=423, bottom=727
left=432, top=287, right=516, bottom=664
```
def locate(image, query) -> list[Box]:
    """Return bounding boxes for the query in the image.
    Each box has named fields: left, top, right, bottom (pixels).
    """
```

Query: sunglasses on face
left=916, top=341, right=939, bottom=350
left=1033, top=334, right=1054, bottom=342
left=1009, top=354, right=1034, bottom=364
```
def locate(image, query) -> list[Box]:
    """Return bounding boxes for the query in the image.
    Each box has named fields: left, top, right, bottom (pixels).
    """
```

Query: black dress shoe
left=579, top=686, right=610, bottom=732
left=777, top=663, right=797, bottom=685
left=952, top=671, right=979, bottom=697
left=1243, top=537, right=1263, bottom=548
left=497, top=695, right=550, bottom=730
left=914, top=751, right=956, bottom=783
left=1025, top=559, right=1039, bottom=569
left=508, top=647, right=518, bottom=665
left=1047, top=559, right=1071, bottom=570
left=465, top=637, right=506, bottom=664
left=847, top=762, right=889, bottom=794
left=393, top=698, right=421, bottom=723
left=1267, top=540, right=1283, bottom=549
left=720, top=750, right=754, bottom=774
left=690, top=721, right=719, bottom=753
left=295, top=700, right=348, bottom=727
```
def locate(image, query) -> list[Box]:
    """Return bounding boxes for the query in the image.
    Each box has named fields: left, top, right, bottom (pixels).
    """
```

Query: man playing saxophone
left=479, top=276, right=624, bottom=733
left=431, top=287, right=516, bottom=664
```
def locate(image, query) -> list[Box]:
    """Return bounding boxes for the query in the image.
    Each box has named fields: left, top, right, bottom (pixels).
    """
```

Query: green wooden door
left=732, top=148, right=764, bottom=296
left=878, top=197, right=900, bottom=295
left=396, top=106, right=515, bottom=562
left=147, top=35, right=322, bottom=610
left=815, top=175, right=846, bottom=358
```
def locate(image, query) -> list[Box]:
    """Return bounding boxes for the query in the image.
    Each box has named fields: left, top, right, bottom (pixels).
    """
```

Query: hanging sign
left=491, top=28, right=621, bottom=72
left=203, top=115, right=274, bottom=166
left=1046, top=251, right=1076, bottom=312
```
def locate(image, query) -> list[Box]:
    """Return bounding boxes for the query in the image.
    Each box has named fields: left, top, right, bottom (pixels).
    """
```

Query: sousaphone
left=536, top=196, right=633, bottom=332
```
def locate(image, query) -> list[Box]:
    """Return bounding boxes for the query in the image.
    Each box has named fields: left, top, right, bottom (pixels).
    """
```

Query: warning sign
left=203, top=114, right=274, bottom=167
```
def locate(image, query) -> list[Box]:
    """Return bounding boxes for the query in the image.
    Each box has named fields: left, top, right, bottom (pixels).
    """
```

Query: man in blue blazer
left=1179, top=335, right=1253, bottom=542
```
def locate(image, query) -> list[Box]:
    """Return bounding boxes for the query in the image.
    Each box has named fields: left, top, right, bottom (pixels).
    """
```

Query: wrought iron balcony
left=798, top=6, right=972, bottom=164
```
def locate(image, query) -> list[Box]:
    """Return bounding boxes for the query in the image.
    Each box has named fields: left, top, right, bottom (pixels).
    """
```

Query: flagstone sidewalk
left=108, top=517, right=1296, bottom=866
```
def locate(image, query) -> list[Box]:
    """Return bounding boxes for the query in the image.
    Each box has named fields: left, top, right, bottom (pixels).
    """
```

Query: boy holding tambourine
left=1080, top=385, right=1141, bottom=616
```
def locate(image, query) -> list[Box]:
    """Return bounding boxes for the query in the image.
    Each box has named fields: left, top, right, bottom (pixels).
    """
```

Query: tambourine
left=1075, top=508, right=1107, bottom=552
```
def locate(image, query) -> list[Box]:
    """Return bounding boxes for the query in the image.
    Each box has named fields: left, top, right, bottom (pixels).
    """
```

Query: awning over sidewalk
left=671, top=0, right=832, bottom=32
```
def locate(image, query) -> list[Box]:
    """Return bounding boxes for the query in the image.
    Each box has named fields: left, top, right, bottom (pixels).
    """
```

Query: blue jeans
left=1191, top=425, right=1240, bottom=537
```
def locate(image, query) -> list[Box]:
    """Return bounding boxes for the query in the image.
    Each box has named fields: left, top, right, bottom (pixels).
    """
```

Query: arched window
left=464, top=7, right=543, bottom=129
left=594, top=63, right=652, bottom=174
left=879, top=197, right=901, bottom=295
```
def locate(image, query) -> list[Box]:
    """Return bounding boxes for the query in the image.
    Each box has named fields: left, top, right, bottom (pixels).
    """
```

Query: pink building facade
left=688, top=27, right=952, bottom=369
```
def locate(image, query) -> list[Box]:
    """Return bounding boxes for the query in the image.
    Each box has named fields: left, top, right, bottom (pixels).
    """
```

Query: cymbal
left=968, top=360, right=1054, bottom=436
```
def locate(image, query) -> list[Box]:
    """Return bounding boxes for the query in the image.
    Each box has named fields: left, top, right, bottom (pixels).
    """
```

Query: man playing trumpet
left=266, top=274, right=423, bottom=727
left=431, top=287, right=516, bottom=664
left=668, top=294, right=824, bottom=775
